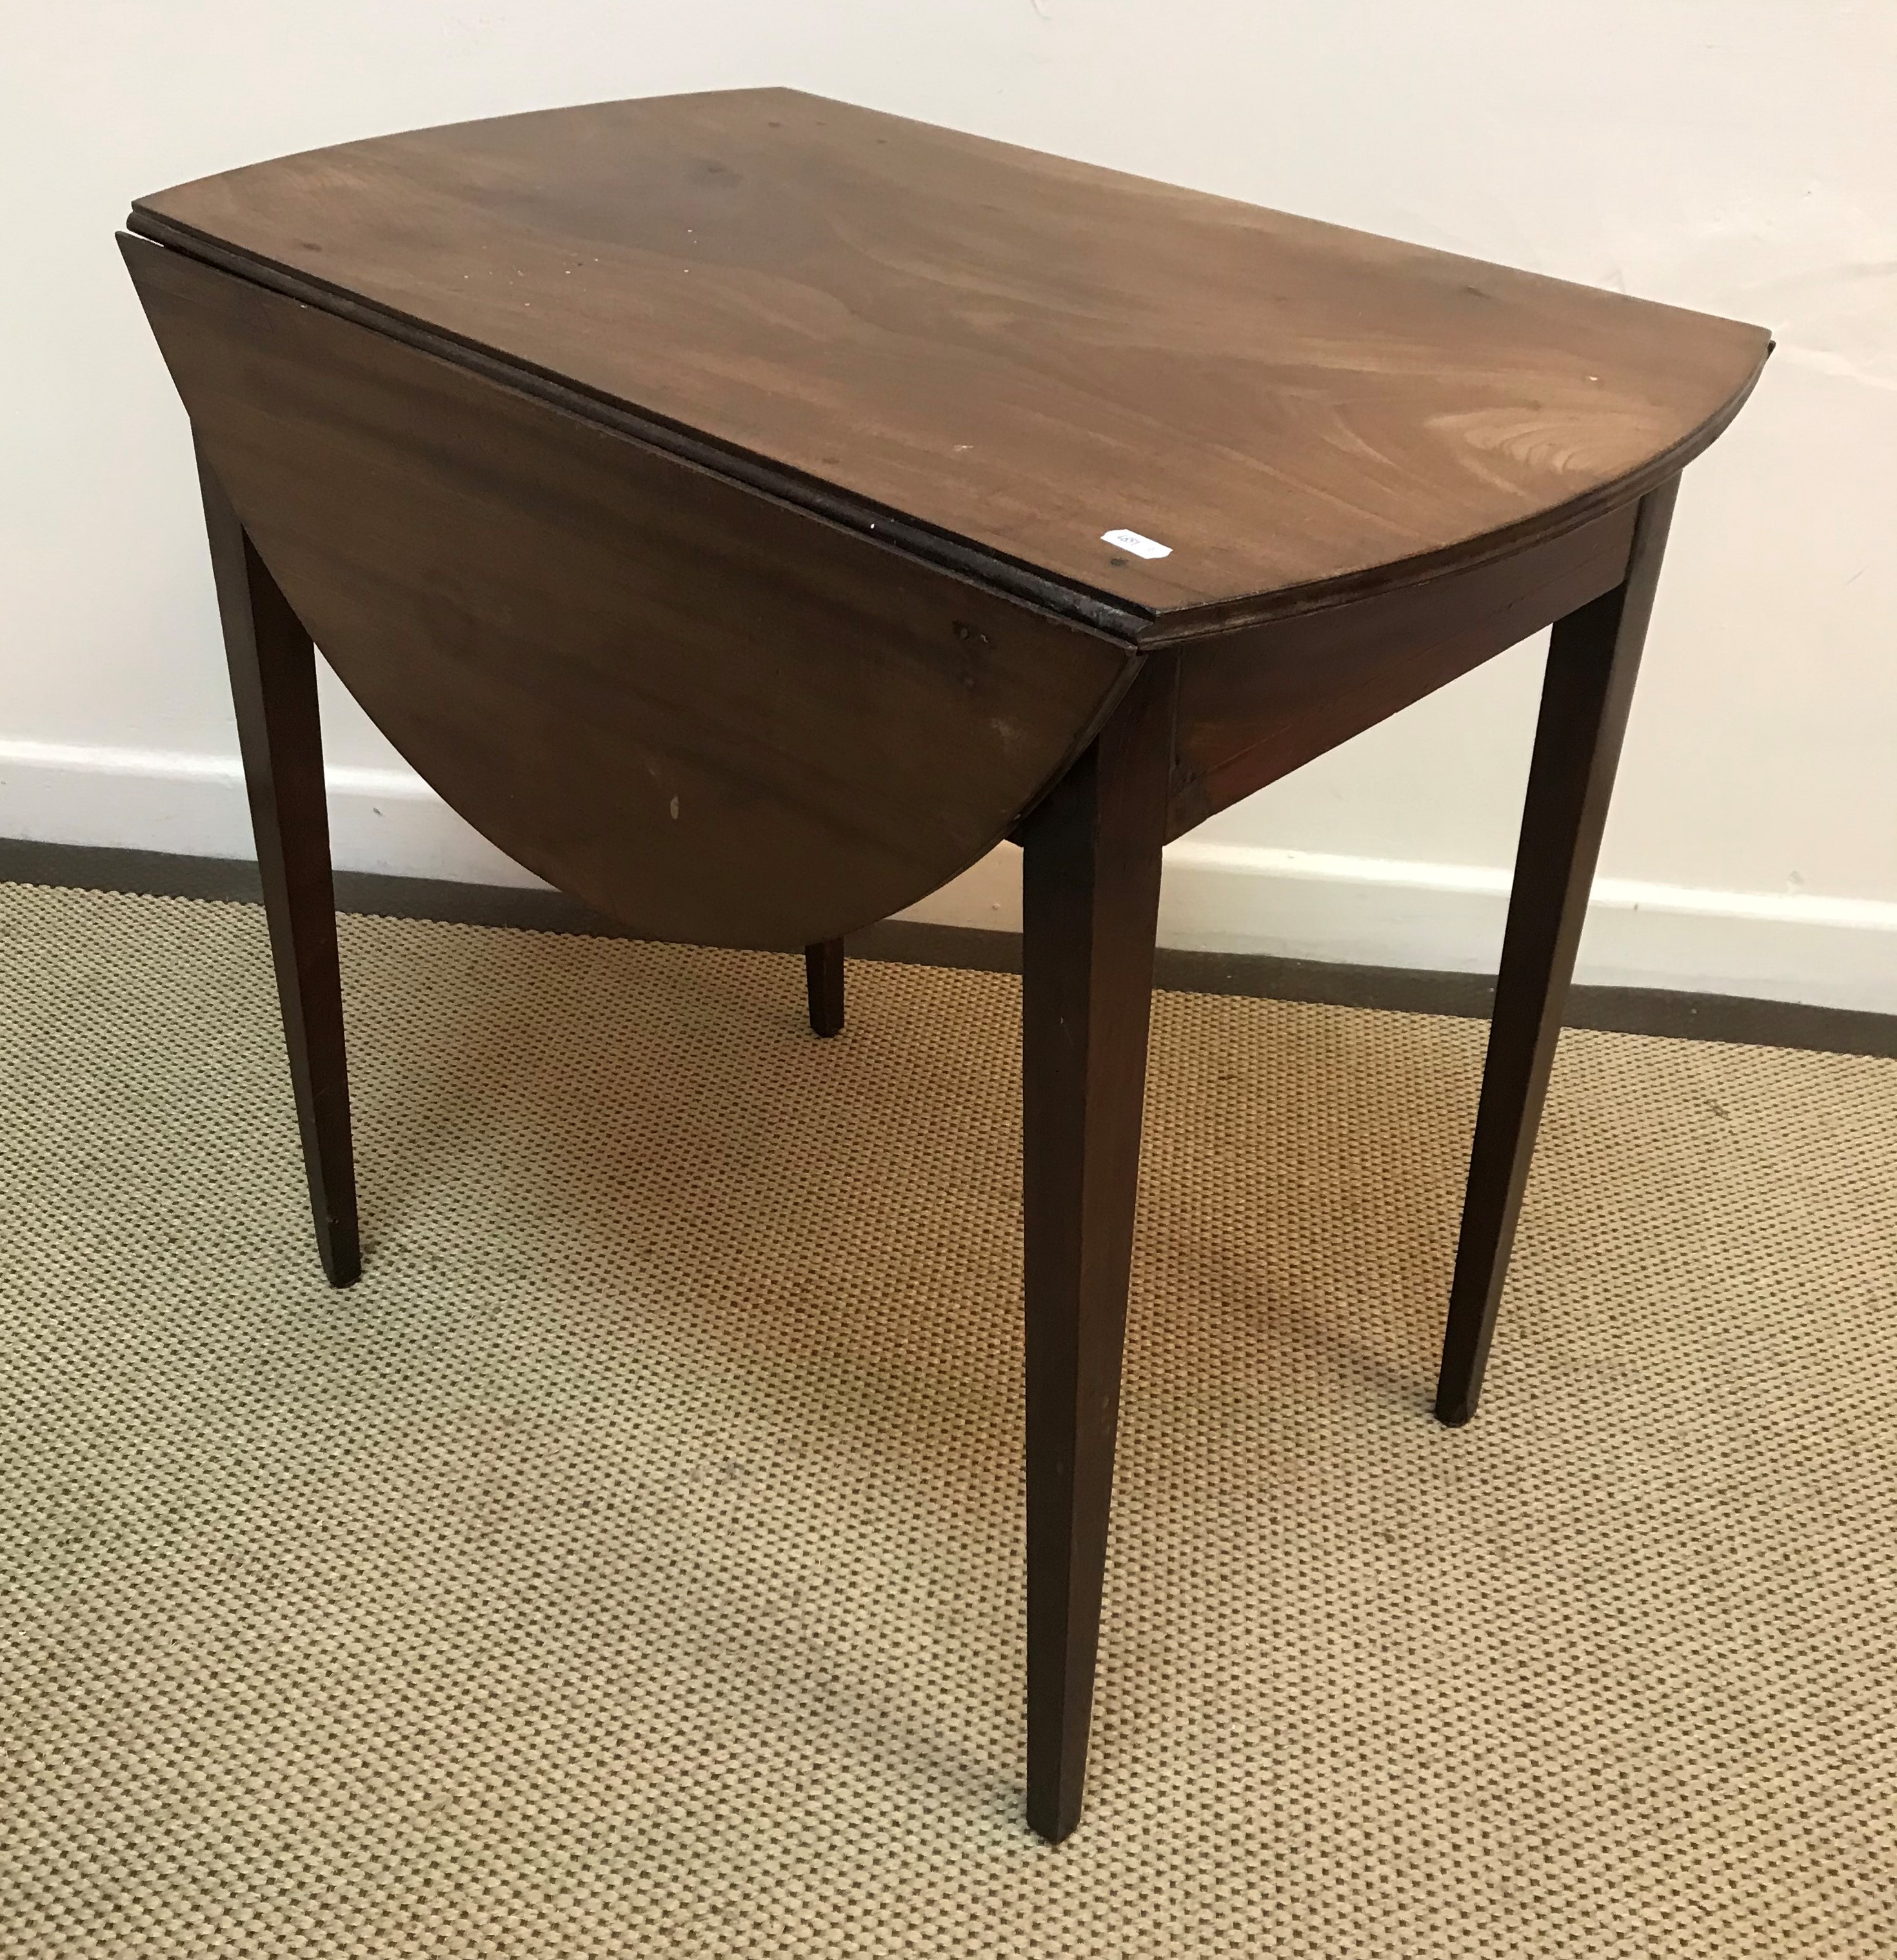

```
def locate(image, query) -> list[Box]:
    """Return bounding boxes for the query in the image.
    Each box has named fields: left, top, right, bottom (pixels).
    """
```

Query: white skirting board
left=0, top=738, right=545, bottom=889
left=900, top=842, right=1897, bottom=1016
left=3, top=737, right=1892, bottom=1015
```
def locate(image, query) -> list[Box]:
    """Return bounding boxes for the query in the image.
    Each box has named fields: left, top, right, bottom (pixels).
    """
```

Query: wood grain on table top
left=132, top=88, right=1769, bottom=634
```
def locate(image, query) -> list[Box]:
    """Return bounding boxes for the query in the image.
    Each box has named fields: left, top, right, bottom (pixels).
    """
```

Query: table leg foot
left=1019, top=655, right=1175, bottom=1842
left=197, top=437, right=361, bottom=1288
left=804, top=938, right=845, bottom=1037
left=1435, top=481, right=1678, bottom=1425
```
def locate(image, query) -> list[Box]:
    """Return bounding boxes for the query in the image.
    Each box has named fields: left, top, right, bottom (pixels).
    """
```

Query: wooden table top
left=132, top=88, right=1768, bottom=637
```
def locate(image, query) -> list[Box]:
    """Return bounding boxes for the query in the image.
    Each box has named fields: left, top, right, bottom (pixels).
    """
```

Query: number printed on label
left=1100, top=528, right=1173, bottom=560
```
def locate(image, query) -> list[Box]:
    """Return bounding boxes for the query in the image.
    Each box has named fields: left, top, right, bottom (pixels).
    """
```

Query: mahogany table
left=121, top=89, right=1769, bottom=1842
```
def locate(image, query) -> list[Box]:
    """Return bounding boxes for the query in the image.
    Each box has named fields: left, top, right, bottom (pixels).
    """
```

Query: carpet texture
left=2, top=880, right=1892, bottom=1955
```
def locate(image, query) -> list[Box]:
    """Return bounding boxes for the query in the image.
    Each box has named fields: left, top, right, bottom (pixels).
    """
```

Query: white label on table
left=1101, top=528, right=1172, bottom=560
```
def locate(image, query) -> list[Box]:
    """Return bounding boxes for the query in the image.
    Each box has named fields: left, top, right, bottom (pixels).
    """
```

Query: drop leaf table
left=121, top=88, right=1769, bottom=1842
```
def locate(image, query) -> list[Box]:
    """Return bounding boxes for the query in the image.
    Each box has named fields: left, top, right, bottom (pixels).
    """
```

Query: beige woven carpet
left=3, top=881, right=1895, bottom=1956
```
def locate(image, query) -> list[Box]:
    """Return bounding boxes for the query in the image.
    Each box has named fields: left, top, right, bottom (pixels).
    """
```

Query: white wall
left=5, top=2, right=1893, bottom=1008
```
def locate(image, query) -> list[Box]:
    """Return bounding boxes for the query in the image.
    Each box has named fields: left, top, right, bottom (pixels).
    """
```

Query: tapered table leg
left=196, top=439, right=361, bottom=1287
left=804, top=938, right=845, bottom=1037
left=1435, top=481, right=1679, bottom=1425
left=1018, top=655, right=1175, bottom=1843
